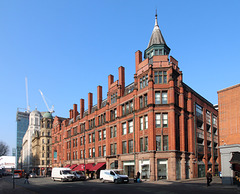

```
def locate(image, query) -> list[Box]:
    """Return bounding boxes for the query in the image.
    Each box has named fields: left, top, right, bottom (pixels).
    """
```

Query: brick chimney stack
left=69, top=109, right=73, bottom=119
left=88, top=93, right=93, bottom=114
left=80, top=99, right=84, bottom=119
left=118, top=66, right=125, bottom=96
left=73, top=104, right=77, bottom=121
left=135, top=50, right=142, bottom=73
left=108, top=74, right=114, bottom=91
left=97, top=85, right=102, bottom=109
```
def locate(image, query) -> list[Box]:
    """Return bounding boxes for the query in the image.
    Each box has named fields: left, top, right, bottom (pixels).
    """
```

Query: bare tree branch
left=0, top=141, right=9, bottom=156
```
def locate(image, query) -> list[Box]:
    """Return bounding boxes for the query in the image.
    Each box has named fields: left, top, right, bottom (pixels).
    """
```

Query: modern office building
left=51, top=13, right=219, bottom=181
left=218, top=84, right=240, bottom=185
left=16, top=109, right=30, bottom=169
left=32, top=112, right=53, bottom=175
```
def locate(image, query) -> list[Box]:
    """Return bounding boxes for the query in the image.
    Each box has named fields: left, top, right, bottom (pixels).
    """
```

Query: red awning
left=85, top=163, right=94, bottom=170
left=69, top=164, right=78, bottom=170
left=73, top=164, right=84, bottom=171
left=64, top=164, right=70, bottom=168
left=90, top=162, right=106, bottom=171
left=72, top=163, right=94, bottom=171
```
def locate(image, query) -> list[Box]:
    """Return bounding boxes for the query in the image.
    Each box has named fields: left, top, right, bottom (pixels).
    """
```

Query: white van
left=51, top=167, right=74, bottom=182
left=100, top=169, right=129, bottom=183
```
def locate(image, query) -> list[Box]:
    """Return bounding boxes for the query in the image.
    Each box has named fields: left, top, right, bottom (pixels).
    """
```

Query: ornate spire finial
left=155, top=9, right=158, bottom=26
left=145, top=9, right=170, bottom=58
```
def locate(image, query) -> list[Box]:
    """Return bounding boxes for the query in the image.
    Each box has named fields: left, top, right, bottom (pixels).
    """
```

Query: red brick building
left=218, top=84, right=240, bottom=185
left=218, top=84, right=240, bottom=146
left=52, top=13, right=219, bottom=181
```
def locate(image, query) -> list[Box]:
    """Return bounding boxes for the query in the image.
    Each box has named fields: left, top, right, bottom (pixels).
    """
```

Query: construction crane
left=39, top=90, right=54, bottom=113
left=25, top=77, right=30, bottom=113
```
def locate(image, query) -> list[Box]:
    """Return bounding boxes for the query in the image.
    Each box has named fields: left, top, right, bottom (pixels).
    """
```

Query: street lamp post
left=12, top=167, right=15, bottom=189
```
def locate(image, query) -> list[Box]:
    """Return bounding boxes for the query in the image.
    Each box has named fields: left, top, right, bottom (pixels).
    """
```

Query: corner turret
left=144, top=11, right=170, bottom=59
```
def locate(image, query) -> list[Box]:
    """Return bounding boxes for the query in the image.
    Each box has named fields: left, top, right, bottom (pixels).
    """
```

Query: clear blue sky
left=1, top=0, right=240, bottom=154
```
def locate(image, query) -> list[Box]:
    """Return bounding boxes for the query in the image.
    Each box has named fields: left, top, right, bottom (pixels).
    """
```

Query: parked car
left=13, top=173, right=21, bottom=179
left=51, top=167, right=74, bottom=182
left=72, top=171, right=86, bottom=181
left=30, top=173, right=37, bottom=178
left=100, top=169, right=129, bottom=183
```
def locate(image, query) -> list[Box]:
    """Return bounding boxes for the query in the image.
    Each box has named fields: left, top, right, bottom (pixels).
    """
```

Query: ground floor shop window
left=198, top=161, right=205, bottom=178
left=141, top=165, right=149, bottom=179
left=123, top=161, right=135, bottom=178
left=139, top=160, right=150, bottom=179
left=110, top=160, right=118, bottom=169
left=157, top=159, right=168, bottom=180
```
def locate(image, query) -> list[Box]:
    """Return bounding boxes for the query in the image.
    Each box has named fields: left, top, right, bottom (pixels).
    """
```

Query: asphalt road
left=1, top=176, right=239, bottom=194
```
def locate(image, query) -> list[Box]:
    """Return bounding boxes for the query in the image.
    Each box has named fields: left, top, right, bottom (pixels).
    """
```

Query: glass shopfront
left=198, top=161, right=205, bottom=177
left=139, top=160, right=150, bottom=179
left=123, top=161, right=135, bottom=178
left=157, top=159, right=168, bottom=180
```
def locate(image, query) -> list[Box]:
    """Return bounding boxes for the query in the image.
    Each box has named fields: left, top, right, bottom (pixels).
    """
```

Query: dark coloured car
left=72, top=171, right=86, bottom=181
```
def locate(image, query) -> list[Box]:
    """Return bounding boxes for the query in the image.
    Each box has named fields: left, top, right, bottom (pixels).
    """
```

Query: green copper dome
left=43, top=112, right=52, bottom=119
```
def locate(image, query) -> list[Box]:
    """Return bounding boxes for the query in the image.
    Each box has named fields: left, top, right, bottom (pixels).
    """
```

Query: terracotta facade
left=218, top=84, right=240, bottom=146
left=51, top=15, right=219, bottom=181
left=218, top=84, right=240, bottom=185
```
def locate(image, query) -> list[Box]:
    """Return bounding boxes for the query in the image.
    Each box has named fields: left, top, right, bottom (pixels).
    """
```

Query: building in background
left=32, top=129, right=40, bottom=173
left=51, top=116, right=66, bottom=168
left=32, top=112, right=53, bottom=175
left=12, top=148, right=16, bottom=157
left=0, top=156, right=16, bottom=174
left=16, top=109, right=30, bottom=169
left=51, top=13, right=219, bottom=181
left=218, top=84, right=240, bottom=185
left=22, top=109, right=42, bottom=172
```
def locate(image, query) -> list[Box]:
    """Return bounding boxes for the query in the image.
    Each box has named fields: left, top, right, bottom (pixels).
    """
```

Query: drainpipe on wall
left=211, top=112, right=214, bottom=173
left=84, top=126, right=86, bottom=175
left=133, top=95, right=136, bottom=175
left=70, top=127, right=72, bottom=166
left=93, top=118, right=96, bottom=165
left=194, top=102, right=197, bottom=177
left=194, top=102, right=197, bottom=157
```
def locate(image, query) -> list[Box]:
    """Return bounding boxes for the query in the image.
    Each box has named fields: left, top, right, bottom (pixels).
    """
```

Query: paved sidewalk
left=81, top=176, right=240, bottom=191
left=144, top=176, right=240, bottom=191
left=1, top=176, right=239, bottom=193
left=0, top=177, right=36, bottom=194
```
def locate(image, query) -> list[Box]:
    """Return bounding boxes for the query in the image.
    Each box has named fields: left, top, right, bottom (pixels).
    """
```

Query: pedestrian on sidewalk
left=136, top=171, right=141, bottom=183
left=206, top=168, right=212, bottom=186
left=24, top=172, right=30, bottom=184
